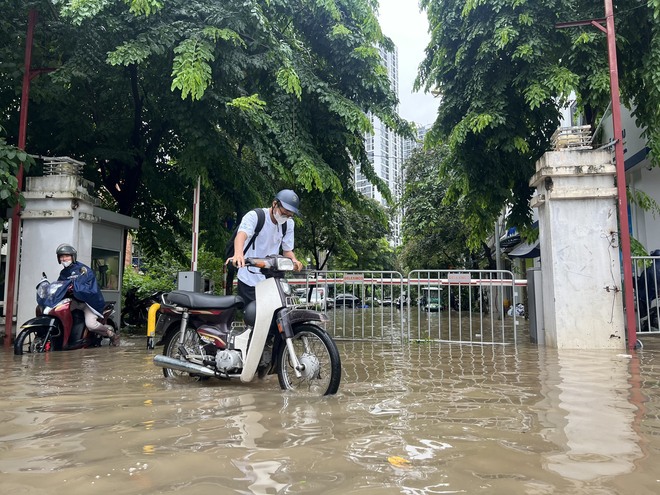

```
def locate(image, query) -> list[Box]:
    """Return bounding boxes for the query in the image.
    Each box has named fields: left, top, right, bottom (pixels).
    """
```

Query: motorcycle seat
left=166, top=290, right=244, bottom=310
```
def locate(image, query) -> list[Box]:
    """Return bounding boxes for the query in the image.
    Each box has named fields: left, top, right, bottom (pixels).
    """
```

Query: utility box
left=178, top=271, right=202, bottom=292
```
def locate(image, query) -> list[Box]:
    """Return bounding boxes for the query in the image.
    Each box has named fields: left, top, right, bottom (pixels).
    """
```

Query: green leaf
left=124, top=0, right=163, bottom=16
left=201, top=27, right=244, bottom=47
left=226, top=94, right=267, bottom=112
left=494, top=25, right=518, bottom=50
left=330, top=24, right=351, bottom=38
left=171, top=38, right=214, bottom=100
left=276, top=67, right=302, bottom=100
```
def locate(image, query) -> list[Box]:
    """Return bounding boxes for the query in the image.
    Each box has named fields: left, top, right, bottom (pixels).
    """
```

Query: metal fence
left=293, top=269, right=520, bottom=345
left=291, top=271, right=406, bottom=342
left=632, top=256, right=660, bottom=335
left=406, top=270, right=519, bottom=344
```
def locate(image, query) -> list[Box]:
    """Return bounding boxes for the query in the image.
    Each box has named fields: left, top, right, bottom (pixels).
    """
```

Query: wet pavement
left=2, top=333, right=660, bottom=494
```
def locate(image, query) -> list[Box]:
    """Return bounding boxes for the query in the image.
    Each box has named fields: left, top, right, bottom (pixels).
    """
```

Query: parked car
left=333, top=293, right=362, bottom=307
left=293, top=287, right=333, bottom=308
left=364, top=296, right=381, bottom=307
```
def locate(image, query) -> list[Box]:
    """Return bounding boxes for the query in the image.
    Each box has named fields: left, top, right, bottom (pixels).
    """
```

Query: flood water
left=3, top=333, right=660, bottom=494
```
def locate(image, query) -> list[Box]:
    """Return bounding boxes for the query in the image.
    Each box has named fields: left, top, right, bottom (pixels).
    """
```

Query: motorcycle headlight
left=275, top=257, right=294, bottom=271
left=280, top=280, right=292, bottom=296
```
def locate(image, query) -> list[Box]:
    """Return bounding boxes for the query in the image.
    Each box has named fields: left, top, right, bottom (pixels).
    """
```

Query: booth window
left=92, top=248, right=120, bottom=290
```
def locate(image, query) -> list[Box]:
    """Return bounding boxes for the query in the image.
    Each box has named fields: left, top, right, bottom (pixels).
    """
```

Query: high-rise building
left=355, top=45, right=405, bottom=246
left=403, top=123, right=432, bottom=161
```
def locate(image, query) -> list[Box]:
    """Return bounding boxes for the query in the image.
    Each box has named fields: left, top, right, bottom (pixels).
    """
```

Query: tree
left=0, top=126, right=34, bottom=222
left=329, top=199, right=396, bottom=271
left=3, top=0, right=409, bottom=263
left=399, top=148, right=474, bottom=271
left=417, top=0, right=660, bottom=246
left=294, top=191, right=396, bottom=271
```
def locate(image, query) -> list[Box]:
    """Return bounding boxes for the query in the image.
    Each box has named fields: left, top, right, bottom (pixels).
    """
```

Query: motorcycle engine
left=215, top=349, right=242, bottom=371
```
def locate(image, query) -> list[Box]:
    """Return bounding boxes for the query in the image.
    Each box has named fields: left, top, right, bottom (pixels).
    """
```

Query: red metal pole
left=4, top=9, right=37, bottom=347
left=604, top=0, right=637, bottom=348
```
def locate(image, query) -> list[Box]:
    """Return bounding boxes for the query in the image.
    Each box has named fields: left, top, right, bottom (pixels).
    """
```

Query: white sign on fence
left=448, top=272, right=472, bottom=284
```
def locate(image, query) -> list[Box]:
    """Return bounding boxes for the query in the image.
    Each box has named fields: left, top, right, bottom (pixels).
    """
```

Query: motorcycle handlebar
left=229, top=255, right=294, bottom=272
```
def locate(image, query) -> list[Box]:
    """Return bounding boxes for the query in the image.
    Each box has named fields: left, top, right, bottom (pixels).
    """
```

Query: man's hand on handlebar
left=227, top=255, right=302, bottom=271
left=226, top=254, right=245, bottom=268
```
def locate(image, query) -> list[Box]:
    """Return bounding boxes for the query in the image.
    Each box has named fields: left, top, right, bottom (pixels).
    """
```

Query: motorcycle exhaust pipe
left=153, top=354, right=217, bottom=377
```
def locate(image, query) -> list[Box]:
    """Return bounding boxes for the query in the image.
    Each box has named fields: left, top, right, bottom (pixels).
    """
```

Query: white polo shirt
left=237, top=208, right=294, bottom=287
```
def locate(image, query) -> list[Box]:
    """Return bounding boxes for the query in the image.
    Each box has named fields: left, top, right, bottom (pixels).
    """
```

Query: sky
left=377, top=0, right=439, bottom=127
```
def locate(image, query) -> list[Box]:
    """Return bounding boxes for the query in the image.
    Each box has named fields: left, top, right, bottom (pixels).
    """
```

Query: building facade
left=355, top=45, right=410, bottom=247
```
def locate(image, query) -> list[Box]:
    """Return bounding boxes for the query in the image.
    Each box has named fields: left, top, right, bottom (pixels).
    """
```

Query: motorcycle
left=121, top=287, right=163, bottom=327
left=14, top=274, right=117, bottom=355
left=152, top=255, right=341, bottom=396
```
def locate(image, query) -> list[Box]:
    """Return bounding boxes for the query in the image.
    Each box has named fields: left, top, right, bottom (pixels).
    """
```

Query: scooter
left=152, top=255, right=341, bottom=396
left=14, top=274, right=117, bottom=355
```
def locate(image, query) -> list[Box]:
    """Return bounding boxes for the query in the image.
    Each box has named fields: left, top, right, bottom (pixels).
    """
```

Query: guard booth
left=14, top=157, right=138, bottom=333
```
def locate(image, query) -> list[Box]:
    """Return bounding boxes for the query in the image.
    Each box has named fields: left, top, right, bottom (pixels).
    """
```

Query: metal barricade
left=406, top=270, right=519, bottom=344
left=292, top=271, right=405, bottom=342
left=292, top=269, right=520, bottom=344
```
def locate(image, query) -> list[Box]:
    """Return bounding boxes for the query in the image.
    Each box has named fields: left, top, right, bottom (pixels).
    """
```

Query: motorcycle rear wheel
left=14, top=328, right=52, bottom=355
left=277, top=324, right=341, bottom=396
left=161, top=328, right=205, bottom=380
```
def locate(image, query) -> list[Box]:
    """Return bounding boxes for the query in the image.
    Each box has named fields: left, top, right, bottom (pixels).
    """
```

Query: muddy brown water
left=2, top=333, right=660, bottom=494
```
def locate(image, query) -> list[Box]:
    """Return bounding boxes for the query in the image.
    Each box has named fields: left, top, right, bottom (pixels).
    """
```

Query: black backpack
left=224, top=208, right=287, bottom=294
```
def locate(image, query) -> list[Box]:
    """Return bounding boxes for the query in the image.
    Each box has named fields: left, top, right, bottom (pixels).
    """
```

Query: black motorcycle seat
left=166, top=291, right=244, bottom=310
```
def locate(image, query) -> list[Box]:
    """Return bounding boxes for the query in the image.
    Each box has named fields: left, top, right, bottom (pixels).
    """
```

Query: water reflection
left=538, top=349, right=643, bottom=482
left=2, top=338, right=660, bottom=494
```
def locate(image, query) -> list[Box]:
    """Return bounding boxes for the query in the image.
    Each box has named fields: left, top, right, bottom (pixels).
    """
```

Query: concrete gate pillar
left=529, top=150, right=625, bottom=349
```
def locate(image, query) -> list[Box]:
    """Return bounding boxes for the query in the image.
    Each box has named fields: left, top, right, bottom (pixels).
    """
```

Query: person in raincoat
left=56, top=243, right=120, bottom=346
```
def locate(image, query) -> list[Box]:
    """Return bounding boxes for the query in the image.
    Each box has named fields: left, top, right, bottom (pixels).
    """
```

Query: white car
left=294, top=287, right=333, bottom=308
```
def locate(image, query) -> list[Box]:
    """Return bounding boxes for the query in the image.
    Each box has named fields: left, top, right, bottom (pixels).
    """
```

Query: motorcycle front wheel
left=14, top=328, right=53, bottom=355
left=161, top=328, right=205, bottom=379
left=277, top=324, right=341, bottom=396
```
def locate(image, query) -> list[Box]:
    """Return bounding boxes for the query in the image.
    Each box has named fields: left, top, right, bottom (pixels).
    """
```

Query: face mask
left=62, top=260, right=72, bottom=268
left=273, top=211, right=288, bottom=225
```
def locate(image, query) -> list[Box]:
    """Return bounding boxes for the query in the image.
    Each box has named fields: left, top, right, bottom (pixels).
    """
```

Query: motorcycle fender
left=21, top=316, right=61, bottom=335
left=154, top=313, right=180, bottom=346
left=287, top=308, right=328, bottom=326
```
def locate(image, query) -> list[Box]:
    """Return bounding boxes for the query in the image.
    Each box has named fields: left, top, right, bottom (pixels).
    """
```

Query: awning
left=508, top=240, right=540, bottom=259
left=499, top=227, right=521, bottom=249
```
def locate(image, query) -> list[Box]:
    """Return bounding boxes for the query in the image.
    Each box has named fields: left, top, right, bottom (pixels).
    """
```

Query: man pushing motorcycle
left=228, top=189, right=304, bottom=304
left=56, top=243, right=120, bottom=346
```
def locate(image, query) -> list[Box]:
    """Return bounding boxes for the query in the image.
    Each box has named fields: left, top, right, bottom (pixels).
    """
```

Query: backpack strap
left=243, top=208, right=266, bottom=254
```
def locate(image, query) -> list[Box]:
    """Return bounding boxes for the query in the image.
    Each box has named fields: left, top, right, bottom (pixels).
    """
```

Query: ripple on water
left=3, top=339, right=660, bottom=494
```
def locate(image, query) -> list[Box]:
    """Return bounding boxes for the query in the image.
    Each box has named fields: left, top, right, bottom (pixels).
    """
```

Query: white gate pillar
left=530, top=150, right=625, bottom=349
